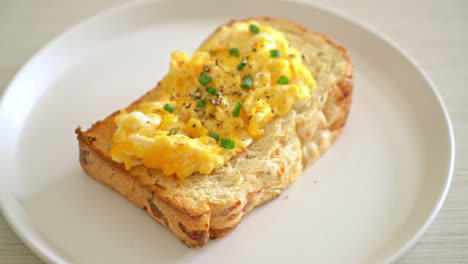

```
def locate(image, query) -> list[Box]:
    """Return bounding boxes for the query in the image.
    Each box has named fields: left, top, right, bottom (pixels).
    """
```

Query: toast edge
left=76, top=128, right=211, bottom=248
left=300, top=33, right=353, bottom=167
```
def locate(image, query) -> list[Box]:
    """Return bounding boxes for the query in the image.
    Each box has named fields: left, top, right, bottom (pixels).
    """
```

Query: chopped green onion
left=198, top=73, right=212, bottom=86
left=209, top=132, right=219, bottom=141
left=237, top=60, right=247, bottom=71
left=270, top=49, right=281, bottom=58
left=164, top=103, right=175, bottom=112
left=197, top=99, right=206, bottom=107
left=221, top=138, right=235, bottom=149
left=249, top=24, right=260, bottom=34
left=206, top=86, right=218, bottom=95
left=168, top=128, right=178, bottom=135
left=278, top=76, right=289, bottom=85
left=229, top=48, right=239, bottom=57
left=233, top=102, right=242, bottom=117
left=241, top=76, right=253, bottom=89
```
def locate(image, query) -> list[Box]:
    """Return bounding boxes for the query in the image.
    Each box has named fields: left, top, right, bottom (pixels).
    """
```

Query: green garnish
left=237, top=60, right=247, bottom=71
left=229, top=48, right=239, bottom=57
left=198, top=73, right=212, bottom=86
left=278, top=76, right=289, bottom=85
left=241, top=76, right=253, bottom=89
left=164, top=103, right=175, bottom=112
left=168, top=128, right=178, bottom=135
left=197, top=99, right=206, bottom=107
left=206, top=86, right=218, bottom=95
left=249, top=24, right=260, bottom=34
left=270, top=49, right=281, bottom=58
left=209, top=132, right=219, bottom=141
left=233, top=102, right=242, bottom=117
left=221, top=138, right=235, bottom=149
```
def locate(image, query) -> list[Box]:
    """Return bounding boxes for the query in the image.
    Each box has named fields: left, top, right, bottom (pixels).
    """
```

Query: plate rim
left=0, top=0, right=455, bottom=263
left=319, top=2, right=455, bottom=263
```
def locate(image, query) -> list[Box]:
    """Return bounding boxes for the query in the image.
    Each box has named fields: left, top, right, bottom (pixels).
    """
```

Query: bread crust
left=75, top=17, right=353, bottom=247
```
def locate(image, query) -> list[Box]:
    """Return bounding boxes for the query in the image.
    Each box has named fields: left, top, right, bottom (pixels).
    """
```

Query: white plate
left=0, top=0, right=454, bottom=263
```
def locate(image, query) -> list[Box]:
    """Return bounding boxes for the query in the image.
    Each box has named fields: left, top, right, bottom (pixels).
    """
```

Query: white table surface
left=0, top=0, right=467, bottom=263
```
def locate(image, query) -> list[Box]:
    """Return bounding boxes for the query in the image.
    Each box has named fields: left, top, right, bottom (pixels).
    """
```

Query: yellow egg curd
left=110, top=21, right=316, bottom=180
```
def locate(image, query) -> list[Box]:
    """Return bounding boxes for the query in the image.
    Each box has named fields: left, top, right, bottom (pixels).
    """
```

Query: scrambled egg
left=110, top=21, right=316, bottom=180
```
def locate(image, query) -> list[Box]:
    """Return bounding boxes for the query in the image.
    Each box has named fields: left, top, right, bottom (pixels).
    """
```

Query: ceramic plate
left=0, top=0, right=454, bottom=263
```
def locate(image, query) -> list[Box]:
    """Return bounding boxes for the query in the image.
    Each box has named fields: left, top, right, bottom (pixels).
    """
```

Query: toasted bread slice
left=75, top=17, right=353, bottom=248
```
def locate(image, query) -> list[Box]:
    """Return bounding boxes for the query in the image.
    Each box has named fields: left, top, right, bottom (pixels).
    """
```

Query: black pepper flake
left=266, top=95, right=270, bottom=99
left=209, top=99, right=221, bottom=105
left=189, top=91, right=201, bottom=99
left=217, top=123, right=220, bottom=127
left=252, top=48, right=257, bottom=52
left=215, top=59, right=219, bottom=66
left=272, top=110, right=275, bottom=113
left=203, top=65, right=210, bottom=72
left=194, top=109, right=205, bottom=115
left=185, top=103, right=191, bottom=108
left=231, top=90, right=242, bottom=97
left=301, top=54, right=305, bottom=60
left=209, top=113, right=215, bottom=118
left=192, top=124, right=196, bottom=128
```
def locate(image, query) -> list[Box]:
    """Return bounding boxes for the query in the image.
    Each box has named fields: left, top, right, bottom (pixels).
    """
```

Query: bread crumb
left=284, top=194, right=290, bottom=199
